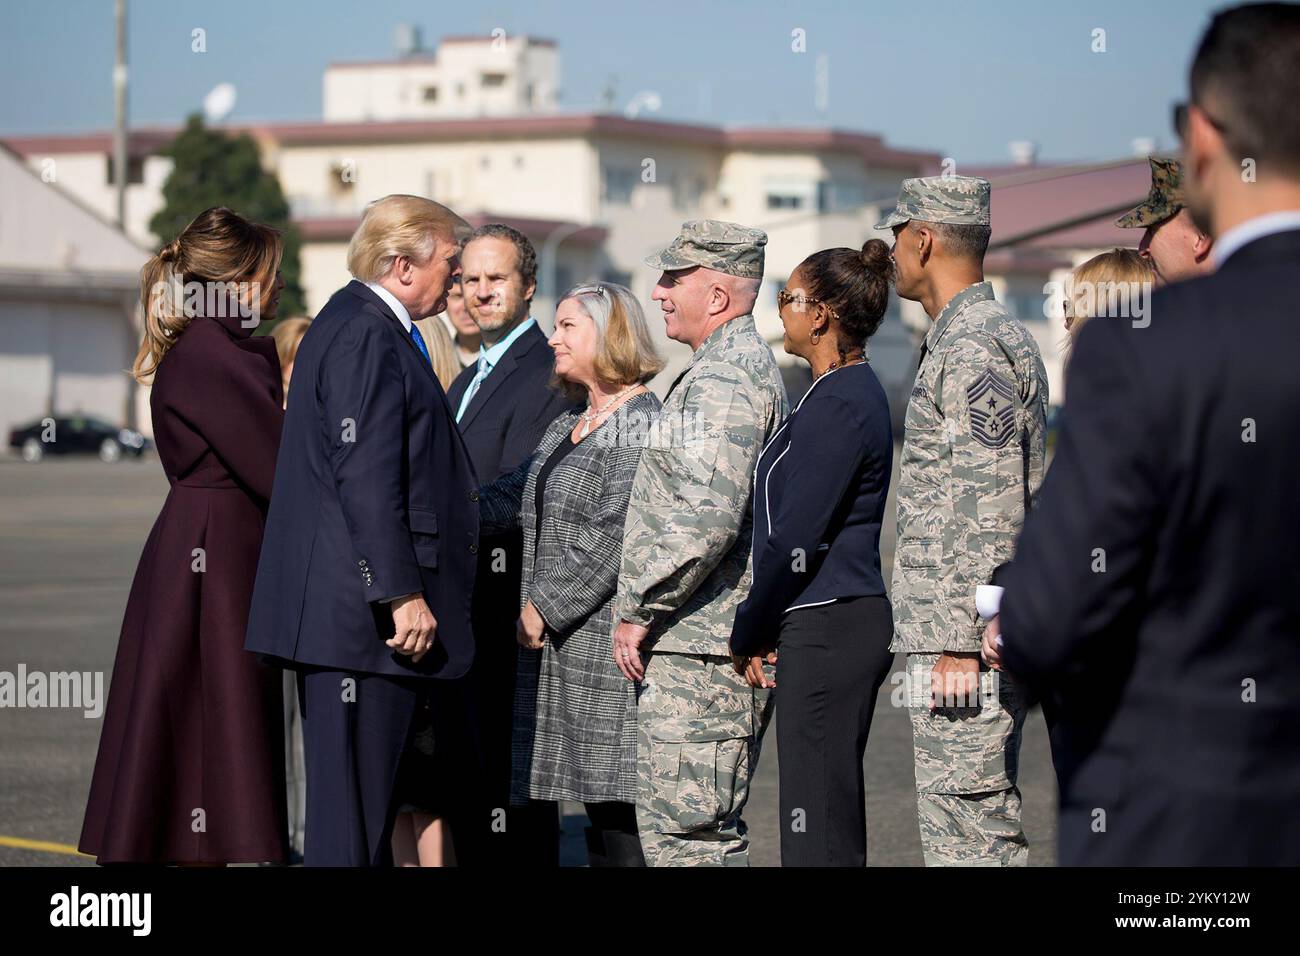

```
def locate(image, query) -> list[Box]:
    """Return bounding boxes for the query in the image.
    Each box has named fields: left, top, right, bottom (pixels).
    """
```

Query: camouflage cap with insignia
left=644, top=219, right=767, bottom=279
left=1117, top=157, right=1185, bottom=228
left=873, top=175, right=992, bottom=230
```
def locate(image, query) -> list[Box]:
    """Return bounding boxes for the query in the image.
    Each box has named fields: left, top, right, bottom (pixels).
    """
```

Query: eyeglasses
left=777, top=288, right=836, bottom=316
left=1173, top=101, right=1229, bottom=141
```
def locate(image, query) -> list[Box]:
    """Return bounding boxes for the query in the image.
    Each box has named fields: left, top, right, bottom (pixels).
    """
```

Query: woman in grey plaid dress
left=479, top=281, right=663, bottom=866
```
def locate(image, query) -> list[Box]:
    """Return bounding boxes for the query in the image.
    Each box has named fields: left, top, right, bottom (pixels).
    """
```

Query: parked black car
left=8, top=416, right=151, bottom=462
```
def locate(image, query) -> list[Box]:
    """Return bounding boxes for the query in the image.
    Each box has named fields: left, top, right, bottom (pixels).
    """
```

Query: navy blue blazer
left=999, top=229, right=1300, bottom=865
left=245, top=280, right=480, bottom=680
left=730, top=361, right=893, bottom=656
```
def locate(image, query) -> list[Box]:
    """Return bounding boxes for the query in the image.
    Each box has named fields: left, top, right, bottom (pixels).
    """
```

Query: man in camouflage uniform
left=611, top=220, right=788, bottom=866
left=877, top=176, right=1048, bottom=865
left=1117, top=156, right=1215, bottom=284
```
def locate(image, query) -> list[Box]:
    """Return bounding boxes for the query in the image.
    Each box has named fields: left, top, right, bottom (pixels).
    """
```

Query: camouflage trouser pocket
left=907, top=653, right=1027, bottom=795
left=646, top=709, right=753, bottom=833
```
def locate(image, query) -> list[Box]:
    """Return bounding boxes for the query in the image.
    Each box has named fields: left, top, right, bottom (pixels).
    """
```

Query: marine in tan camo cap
left=1116, top=157, right=1186, bottom=228
left=875, top=175, right=992, bottom=229
left=644, top=219, right=767, bottom=279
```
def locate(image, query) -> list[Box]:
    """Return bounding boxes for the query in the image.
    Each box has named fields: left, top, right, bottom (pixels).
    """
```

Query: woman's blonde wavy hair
left=552, top=281, right=665, bottom=403
left=132, top=207, right=284, bottom=383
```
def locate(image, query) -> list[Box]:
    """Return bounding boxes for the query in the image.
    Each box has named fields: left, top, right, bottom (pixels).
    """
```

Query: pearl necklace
left=578, top=384, right=640, bottom=439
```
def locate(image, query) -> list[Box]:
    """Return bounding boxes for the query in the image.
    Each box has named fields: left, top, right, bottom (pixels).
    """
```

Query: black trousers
left=776, top=595, right=894, bottom=867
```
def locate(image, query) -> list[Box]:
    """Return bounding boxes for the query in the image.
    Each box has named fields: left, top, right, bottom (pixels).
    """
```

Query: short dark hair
left=798, top=238, right=894, bottom=351
left=1190, top=3, right=1300, bottom=174
left=917, top=220, right=991, bottom=262
left=465, top=223, right=538, bottom=293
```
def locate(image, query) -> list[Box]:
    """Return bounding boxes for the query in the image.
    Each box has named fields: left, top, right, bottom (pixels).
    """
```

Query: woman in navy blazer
left=730, top=238, right=895, bottom=866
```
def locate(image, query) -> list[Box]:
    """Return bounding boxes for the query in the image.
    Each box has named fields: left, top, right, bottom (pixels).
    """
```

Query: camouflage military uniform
left=1116, top=156, right=1187, bottom=229
left=616, top=220, right=788, bottom=867
left=878, top=178, right=1048, bottom=866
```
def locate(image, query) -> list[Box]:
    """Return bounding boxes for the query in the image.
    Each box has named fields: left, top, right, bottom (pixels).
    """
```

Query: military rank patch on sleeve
left=967, top=368, right=1016, bottom=448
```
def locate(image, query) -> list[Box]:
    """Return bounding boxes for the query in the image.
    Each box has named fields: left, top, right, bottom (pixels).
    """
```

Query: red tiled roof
left=987, top=158, right=1154, bottom=251
left=1, top=115, right=938, bottom=170
left=297, top=212, right=608, bottom=244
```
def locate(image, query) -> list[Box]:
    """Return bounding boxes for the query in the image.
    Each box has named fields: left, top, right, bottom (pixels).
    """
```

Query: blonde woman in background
left=268, top=315, right=312, bottom=863
left=1062, top=248, right=1156, bottom=357
left=414, top=312, right=463, bottom=390
left=270, top=317, right=312, bottom=407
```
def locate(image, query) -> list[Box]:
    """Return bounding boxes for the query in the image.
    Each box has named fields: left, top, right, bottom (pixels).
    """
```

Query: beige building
left=323, top=33, right=560, bottom=122
left=0, top=142, right=149, bottom=446
left=4, top=35, right=940, bottom=413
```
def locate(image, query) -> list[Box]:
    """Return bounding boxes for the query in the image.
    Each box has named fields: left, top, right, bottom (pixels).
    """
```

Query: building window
left=672, top=174, right=705, bottom=211
left=766, top=192, right=804, bottom=210
left=603, top=270, right=633, bottom=288
left=422, top=86, right=439, bottom=102
left=329, top=163, right=355, bottom=194
left=817, top=181, right=867, bottom=213
left=481, top=72, right=507, bottom=87
left=602, top=166, right=638, bottom=204
left=1007, top=292, right=1047, bottom=324
left=105, top=156, right=144, bottom=186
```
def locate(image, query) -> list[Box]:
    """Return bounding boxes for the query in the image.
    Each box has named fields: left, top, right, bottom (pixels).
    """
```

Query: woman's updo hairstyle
left=797, top=238, right=894, bottom=353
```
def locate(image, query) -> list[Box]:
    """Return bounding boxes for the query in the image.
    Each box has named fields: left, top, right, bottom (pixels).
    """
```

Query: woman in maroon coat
left=79, top=207, right=290, bottom=864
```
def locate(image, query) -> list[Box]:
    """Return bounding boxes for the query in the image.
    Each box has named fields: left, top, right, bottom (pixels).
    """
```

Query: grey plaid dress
left=479, top=391, right=661, bottom=805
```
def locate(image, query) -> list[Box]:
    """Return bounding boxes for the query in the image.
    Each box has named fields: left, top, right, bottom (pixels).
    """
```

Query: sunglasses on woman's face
left=776, top=289, right=824, bottom=311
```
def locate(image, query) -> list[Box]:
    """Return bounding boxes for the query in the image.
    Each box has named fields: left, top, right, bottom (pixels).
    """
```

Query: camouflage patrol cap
left=1116, top=157, right=1186, bottom=228
left=874, top=175, right=992, bottom=229
left=644, top=219, right=767, bottom=279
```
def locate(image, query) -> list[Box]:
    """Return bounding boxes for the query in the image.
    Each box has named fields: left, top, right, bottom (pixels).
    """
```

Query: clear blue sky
left=1, top=0, right=1226, bottom=163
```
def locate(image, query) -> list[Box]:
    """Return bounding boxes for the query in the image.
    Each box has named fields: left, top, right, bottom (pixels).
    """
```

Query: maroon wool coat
left=79, top=308, right=289, bottom=864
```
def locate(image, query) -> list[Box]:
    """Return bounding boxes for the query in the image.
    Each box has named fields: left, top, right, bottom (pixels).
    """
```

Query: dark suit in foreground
left=998, top=230, right=1300, bottom=866
left=246, top=279, right=480, bottom=866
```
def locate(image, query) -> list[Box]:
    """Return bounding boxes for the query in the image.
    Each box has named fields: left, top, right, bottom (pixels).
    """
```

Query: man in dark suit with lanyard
left=986, top=2, right=1300, bottom=865
left=445, top=223, right=575, bottom=865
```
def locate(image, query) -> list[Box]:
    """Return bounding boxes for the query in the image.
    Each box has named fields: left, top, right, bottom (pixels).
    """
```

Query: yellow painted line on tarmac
left=0, top=834, right=88, bottom=857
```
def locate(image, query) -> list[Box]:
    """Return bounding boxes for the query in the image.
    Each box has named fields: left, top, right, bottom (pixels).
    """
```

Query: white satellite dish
left=204, top=83, right=238, bottom=124
left=624, top=91, right=661, bottom=119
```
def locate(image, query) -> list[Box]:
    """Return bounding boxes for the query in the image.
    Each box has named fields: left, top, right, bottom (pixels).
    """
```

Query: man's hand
left=388, top=592, right=436, bottom=664
left=733, top=649, right=777, bottom=689
left=612, top=620, right=650, bottom=682
left=980, top=615, right=1003, bottom=671
left=931, top=650, right=980, bottom=710
left=517, top=600, right=545, bottom=650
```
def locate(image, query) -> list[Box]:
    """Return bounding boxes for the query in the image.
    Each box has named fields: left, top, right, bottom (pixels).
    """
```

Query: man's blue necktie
left=409, top=323, right=432, bottom=367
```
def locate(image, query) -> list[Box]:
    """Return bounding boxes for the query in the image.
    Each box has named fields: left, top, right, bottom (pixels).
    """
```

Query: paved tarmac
left=0, top=455, right=1057, bottom=867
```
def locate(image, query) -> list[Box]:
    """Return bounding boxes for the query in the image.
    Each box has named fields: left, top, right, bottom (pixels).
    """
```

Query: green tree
left=150, top=113, right=305, bottom=328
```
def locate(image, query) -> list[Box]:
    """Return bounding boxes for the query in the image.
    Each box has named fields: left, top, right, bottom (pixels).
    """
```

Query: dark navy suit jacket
left=999, top=229, right=1300, bottom=865
left=245, top=280, right=480, bottom=680
left=730, top=361, right=893, bottom=656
